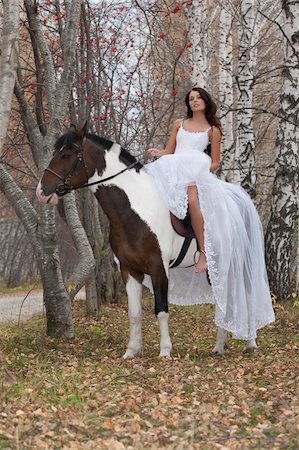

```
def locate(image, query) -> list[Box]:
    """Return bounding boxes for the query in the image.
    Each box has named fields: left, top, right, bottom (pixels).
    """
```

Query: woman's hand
left=147, top=148, right=162, bottom=158
left=209, top=162, right=218, bottom=173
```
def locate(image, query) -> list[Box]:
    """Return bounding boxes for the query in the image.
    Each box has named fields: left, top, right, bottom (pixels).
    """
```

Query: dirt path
left=0, top=290, right=43, bottom=324
left=0, top=288, right=85, bottom=324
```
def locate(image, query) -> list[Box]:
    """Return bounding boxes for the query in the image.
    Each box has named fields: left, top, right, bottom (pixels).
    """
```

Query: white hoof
left=212, top=344, right=225, bottom=356
left=244, top=340, right=258, bottom=353
left=159, top=348, right=172, bottom=358
left=122, top=347, right=141, bottom=359
left=123, top=350, right=135, bottom=359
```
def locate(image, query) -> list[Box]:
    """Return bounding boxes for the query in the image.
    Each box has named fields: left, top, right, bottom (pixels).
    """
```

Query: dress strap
left=207, top=125, right=213, bottom=143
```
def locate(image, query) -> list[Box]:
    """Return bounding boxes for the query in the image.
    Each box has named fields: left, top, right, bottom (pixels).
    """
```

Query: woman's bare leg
left=187, top=185, right=207, bottom=273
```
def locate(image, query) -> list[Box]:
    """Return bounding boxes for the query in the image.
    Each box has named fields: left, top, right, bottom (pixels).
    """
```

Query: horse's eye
left=62, top=154, right=70, bottom=159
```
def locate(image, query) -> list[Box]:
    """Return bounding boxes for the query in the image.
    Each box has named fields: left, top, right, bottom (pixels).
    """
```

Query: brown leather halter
left=45, top=142, right=139, bottom=197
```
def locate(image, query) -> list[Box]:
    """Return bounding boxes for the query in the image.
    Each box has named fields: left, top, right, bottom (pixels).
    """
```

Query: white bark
left=218, top=1, right=236, bottom=182
left=0, top=0, right=87, bottom=336
left=0, top=167, right=75, bottom=338
left=0, top=0, right=19, bottom=150
left=235, top=0, right=257, bottom=196
left=185, top=0, right=211, bottom=89
left=265, top=0, right=299, bottom=298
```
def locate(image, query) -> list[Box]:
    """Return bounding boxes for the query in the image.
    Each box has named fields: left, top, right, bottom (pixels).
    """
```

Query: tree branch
left=258, top=9, right=299, bottom=63
left=62, top=192, right=95, bottom=300
left=24, top=0, right=57, bottom=116
left=0, top=164, right=38, bottom=243
left=14, top=79, right=43, bottom=168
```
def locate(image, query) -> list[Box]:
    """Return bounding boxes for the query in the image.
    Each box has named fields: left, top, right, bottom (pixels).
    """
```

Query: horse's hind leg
left=213, top=327, right=258, bottom=354
left=213, top=327, right=228, bottom=356
left=152, top=266, right=172, bottom=357
left=123, top=274, right=143, bottom=359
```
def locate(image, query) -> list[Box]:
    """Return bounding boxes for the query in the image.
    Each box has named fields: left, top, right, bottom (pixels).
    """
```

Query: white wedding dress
left=145, top=124, right=275, bottom=340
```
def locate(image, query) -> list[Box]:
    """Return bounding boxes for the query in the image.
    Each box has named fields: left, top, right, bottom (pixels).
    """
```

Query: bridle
left=45, top=143, right=88, bottom=197
left=45, top=142, right=140, bottom=197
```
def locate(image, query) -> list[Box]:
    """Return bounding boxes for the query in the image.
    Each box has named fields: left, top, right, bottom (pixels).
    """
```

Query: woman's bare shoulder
left=173, top=118, right=183, bottom=128
left=210, top=126, right=222, bottom=141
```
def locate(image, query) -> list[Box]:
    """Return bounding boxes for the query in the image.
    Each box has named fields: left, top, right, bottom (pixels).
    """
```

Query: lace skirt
left=145, top=154, right=275, bottom=340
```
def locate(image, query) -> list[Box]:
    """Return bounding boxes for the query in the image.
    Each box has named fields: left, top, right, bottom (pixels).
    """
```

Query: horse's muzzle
left=36, top=181, right=59, bottom=205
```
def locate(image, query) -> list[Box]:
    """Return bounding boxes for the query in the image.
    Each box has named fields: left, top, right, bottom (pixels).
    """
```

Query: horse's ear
left=78, top=121, right=88, bottom=138
left=69, top=123, right=77, bottom=132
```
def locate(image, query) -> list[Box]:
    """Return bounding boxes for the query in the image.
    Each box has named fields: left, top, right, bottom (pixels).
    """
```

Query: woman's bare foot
left=195, top=250, right=207, bottom=273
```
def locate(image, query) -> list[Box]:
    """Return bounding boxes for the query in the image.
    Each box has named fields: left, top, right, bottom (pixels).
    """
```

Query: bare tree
left=184, top=0, right=217, bottom=90
left=265, top=0, right=299, bottom=299
left=235, top=0, right=257, bottom=196
left=0, top=0, right=93, bottom=337
left=0, top=0, right=19, bottom=147
left=218, top=0, right=236, bottom=182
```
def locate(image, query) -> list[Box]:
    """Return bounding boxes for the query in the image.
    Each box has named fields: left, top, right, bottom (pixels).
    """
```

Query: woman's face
left=188, top=90, right=206, bottom=112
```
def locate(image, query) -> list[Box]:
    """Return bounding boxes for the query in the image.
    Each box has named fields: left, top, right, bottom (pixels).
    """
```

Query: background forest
left=0, top=0, right=298, bottom=337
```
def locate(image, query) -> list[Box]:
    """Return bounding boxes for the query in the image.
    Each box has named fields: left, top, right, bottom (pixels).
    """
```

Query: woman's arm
left=209, top=127, right=222, bottom=172
left=148, top=119, right=181, bottom=157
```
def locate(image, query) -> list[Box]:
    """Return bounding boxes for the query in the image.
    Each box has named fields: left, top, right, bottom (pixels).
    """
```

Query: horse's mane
left=88, top=133, right=143, bottom=172
left=119, top=147, right=143, bottom=172
left=55, top=131, right=143, bottom=172
left=54, top=131, right=113, bottom=152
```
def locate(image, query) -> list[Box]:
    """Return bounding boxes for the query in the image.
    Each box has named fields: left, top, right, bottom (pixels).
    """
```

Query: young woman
left=146, top=87, right=275, bottom=340
left=148, top=88, right=222, bottom=274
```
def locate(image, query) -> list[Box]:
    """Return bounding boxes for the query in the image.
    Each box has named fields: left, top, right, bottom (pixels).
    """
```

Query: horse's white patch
left=87, top=144, right=190, bottom=269
left=36, top=138, right=197, bottom=272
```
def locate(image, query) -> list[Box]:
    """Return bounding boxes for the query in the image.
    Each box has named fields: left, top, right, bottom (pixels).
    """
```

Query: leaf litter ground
left=0, top=294, right=298, bottom=449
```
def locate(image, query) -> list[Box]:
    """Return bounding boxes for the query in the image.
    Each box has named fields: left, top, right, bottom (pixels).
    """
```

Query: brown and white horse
left=36, top=124, right=257, bottom=357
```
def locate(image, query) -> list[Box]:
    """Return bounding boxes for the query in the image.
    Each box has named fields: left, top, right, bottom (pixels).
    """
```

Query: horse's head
left=36, top=122, right=96, bottom=205
left=36, top=122, right=142, bottom=205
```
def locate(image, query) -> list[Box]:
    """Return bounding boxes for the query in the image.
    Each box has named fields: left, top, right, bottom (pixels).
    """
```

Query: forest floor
left=0, top=294, right=298, bottom=449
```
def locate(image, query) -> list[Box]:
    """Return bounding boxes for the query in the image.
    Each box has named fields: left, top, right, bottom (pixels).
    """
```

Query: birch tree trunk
left=218, top=1, right=236, bottom=182
left=0, top=0, right=95, bottom=337
left=0, top=0, right=19, bottom=148
left=235, top=0, right=257, bottom=196
left=185, top=0, right=211, bottom=90
left=265, top=1, right=299, bottom=299
left=0, top=169, right=74, bottom=337
left=81, top=190, right=102, bottom=314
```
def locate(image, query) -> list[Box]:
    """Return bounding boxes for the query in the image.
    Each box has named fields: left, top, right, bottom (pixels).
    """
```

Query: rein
left=45, top=142, right=141, bottom=197
left=71, top=161, right=140, bottom=192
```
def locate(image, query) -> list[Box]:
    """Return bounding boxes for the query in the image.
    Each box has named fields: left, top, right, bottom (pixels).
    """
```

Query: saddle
left=169, top=211, right=211, bottom=286
left=170, top=212, right=195, bottom=238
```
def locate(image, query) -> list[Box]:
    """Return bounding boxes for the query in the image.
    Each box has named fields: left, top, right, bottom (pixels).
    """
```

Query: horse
left=36, top=123, right=258, bottom=357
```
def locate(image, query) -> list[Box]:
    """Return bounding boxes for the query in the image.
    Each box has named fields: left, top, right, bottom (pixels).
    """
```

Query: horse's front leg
left=123, top=275, right=143, bottom=359
left=152, top=267, right=172, bottom=357
left=213, top=327, right=228, bottom=355
left=245, top=339, right=258, bottom=353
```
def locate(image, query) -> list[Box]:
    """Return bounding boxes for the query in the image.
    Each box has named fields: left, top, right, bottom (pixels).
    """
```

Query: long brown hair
left=185, top=87, right=222, bottom=132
